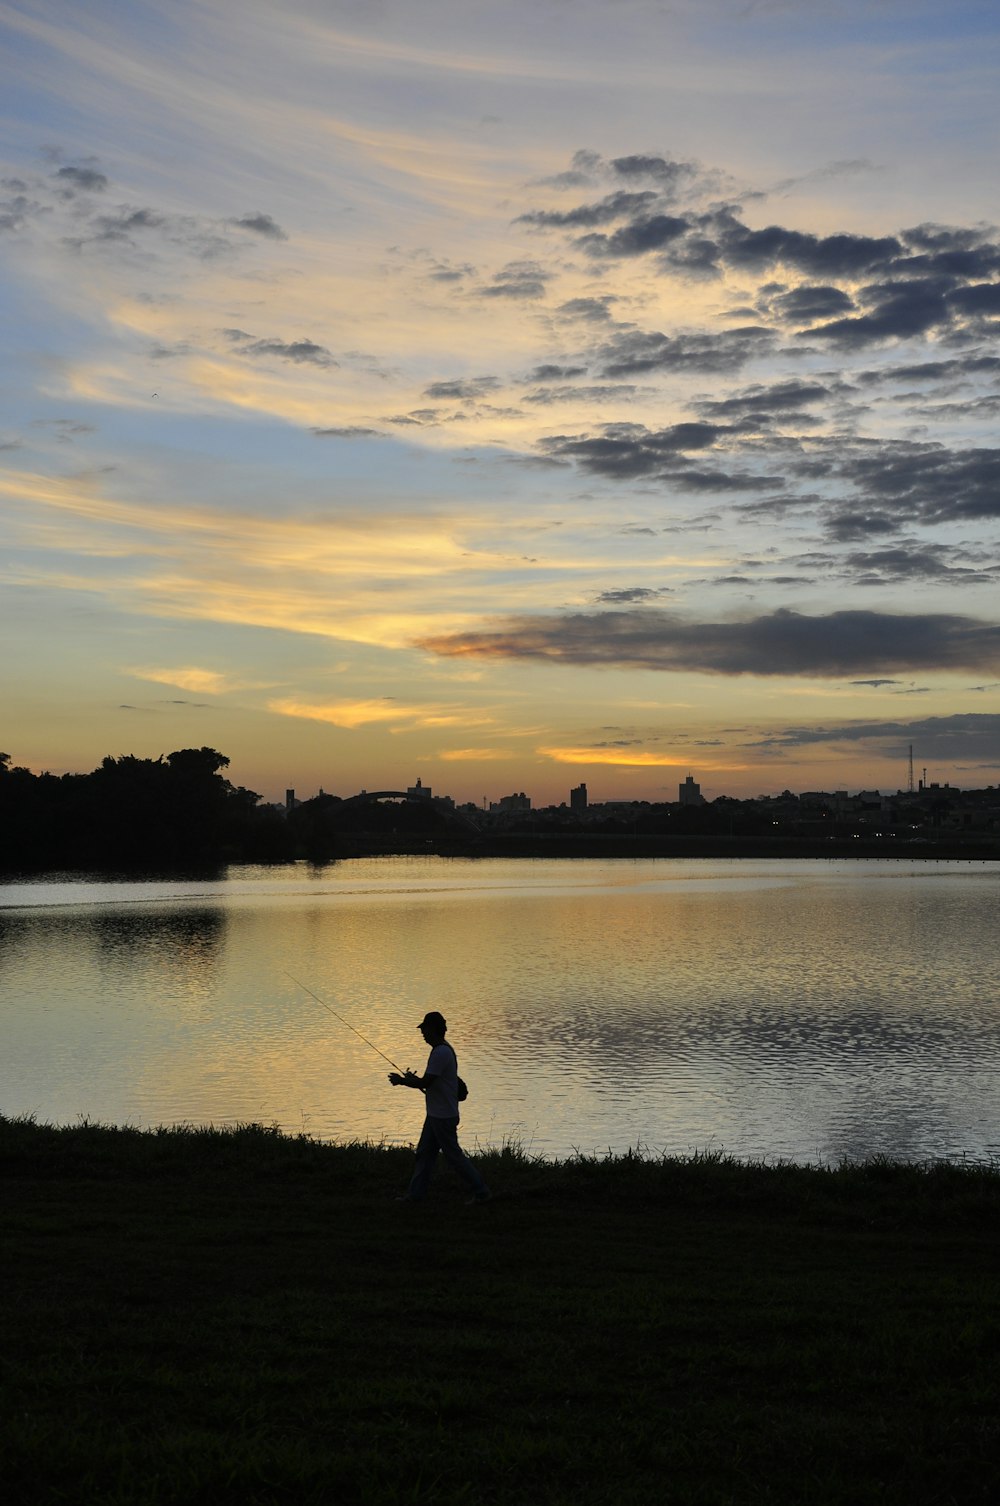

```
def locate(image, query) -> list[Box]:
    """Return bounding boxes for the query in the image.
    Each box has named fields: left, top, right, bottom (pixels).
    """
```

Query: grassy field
left=2, top=1116, right=999, bottom=1505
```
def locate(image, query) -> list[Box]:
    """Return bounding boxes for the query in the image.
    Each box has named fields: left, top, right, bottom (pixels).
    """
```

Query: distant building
left=285, top=789, right=298, bottom=812
left=407, top=777, right=432, bottom=800
left=491, top=791, right=531, bottom=813
left=678, top=775, right=704, bottom=806
left=570, top=782, right=588, bottom=812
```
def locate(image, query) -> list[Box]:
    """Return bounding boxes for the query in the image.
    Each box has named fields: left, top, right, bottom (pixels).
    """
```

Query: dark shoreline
left=328, top=833, right=1000, bottom=860
left=5, top=833, right=1000, bottom=876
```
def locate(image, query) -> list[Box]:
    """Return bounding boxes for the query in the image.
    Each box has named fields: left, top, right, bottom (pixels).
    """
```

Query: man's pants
left=407, top=1115, right=490, bottom=1201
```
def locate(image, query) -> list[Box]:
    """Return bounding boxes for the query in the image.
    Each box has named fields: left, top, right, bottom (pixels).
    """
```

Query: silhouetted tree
left=0, top=747, right=293, bottom=871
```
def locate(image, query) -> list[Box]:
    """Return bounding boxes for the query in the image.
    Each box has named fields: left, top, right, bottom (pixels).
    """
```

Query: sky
left=3, top=0, right=1000, bottom=806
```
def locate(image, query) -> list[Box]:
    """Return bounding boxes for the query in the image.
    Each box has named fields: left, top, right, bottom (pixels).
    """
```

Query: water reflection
left=91, top=908, right=225, bottom=986
left=1, top=858, right=998, bottom=1162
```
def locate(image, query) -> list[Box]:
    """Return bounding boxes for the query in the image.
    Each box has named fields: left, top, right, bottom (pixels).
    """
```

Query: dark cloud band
left=419, top=608, right=1000, bottom=678
left=750, top=713, right=1000, bottom=761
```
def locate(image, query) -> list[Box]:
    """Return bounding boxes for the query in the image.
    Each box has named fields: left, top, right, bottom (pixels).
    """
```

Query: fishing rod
left=286, top=972, right=407, bottom=1075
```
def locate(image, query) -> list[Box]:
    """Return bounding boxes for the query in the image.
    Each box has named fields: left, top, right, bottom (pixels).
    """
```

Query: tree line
left=0, top=750, right=474, bottom=871
left=0, top=748, right=293, bottom=871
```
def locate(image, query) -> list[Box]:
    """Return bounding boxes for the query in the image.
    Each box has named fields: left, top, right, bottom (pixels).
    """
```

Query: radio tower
left=907, top=744, right=915, bottom=794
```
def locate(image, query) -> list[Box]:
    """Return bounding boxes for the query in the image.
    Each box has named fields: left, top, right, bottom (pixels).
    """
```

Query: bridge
left=340, top=788, right=482, bottom=836
left=343, top=790, right=424, bottom=804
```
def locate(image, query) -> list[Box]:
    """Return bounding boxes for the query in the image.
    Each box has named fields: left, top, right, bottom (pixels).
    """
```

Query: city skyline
left=3, top=1, right=1000, bottom=807
left=280, top=757, right=977, bottom=812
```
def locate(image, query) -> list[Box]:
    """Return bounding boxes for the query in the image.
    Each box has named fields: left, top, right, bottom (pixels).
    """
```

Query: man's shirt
left=424, top=1041, right=460, bottom=1117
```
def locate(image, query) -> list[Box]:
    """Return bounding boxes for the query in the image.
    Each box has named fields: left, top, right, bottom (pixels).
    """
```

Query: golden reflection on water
left=1, top=858, right=998, bottom=1162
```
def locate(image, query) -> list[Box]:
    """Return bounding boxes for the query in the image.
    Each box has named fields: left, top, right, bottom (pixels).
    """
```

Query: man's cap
left=418, top=1010, right=447, bottom=1032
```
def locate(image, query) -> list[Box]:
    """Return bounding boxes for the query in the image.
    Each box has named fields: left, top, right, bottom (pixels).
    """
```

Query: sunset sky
left=3, top=0, right=1000, bottom=806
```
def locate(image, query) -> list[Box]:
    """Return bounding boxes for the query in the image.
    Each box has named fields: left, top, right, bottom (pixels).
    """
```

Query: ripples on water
left=1, top=858, right=998, bottom=1163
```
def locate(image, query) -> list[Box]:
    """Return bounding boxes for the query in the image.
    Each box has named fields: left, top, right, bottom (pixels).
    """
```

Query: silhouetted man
left=389, top=1011, right=491, bottom=1204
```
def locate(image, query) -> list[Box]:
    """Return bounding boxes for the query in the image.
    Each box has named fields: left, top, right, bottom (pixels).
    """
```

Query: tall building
left=571, top=782, right=588, bottom=812
left=678, top=775, right=704, bottom=806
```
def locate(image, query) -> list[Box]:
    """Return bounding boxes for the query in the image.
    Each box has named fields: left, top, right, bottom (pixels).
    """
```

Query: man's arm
left=388, top=1070, right=439, bottom=1091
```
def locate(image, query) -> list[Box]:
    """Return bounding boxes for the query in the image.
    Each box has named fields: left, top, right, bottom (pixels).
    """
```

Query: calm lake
left=1, top=856, right=998, bottom=1164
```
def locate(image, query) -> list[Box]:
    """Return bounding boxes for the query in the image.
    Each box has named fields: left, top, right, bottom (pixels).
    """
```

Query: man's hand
left=388, top=1070, right=422, bottom=1088
left=388, top=1072, right=404, bottom=1086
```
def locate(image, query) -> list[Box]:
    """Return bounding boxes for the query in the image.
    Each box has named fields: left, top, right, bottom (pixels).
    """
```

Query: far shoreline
left=4, top=833, right=1000, bottom=876
left=343, top=833, right=1000, bottom=861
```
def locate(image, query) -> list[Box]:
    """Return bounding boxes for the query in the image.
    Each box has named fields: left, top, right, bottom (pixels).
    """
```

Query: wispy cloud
left=538, top=744, right=721, bottom=769
left=268, top=698, right=498, bottom=732
left=127, top=665, right=272, bottom=695
left=268, top=698, right=425, bottom=729
left=127, top=666, right=229, bottom=695
left=438, top=746, right=519, bottom=761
